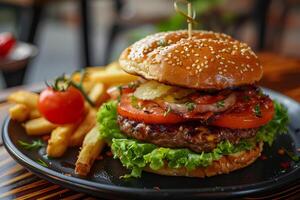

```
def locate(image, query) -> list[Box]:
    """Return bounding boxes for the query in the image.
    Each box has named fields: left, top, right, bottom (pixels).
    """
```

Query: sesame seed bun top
left=119, top=30, right=263, bottom=90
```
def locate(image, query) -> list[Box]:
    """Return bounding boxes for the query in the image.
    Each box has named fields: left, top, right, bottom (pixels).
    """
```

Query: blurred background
left=0, top=0, right=299, bottom=89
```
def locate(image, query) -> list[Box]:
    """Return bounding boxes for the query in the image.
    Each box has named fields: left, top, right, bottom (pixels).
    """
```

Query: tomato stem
left=47, top=71, right=95, bottom=107
left=70, top=81, right=95, bottom=107
left=70, top=70, right=95, bottom=107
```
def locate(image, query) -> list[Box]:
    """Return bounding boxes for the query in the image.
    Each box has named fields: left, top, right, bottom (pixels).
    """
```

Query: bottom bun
left=144, top=142, right=263, bottom=178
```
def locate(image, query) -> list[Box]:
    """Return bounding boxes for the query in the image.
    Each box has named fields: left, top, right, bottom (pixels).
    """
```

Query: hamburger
left=97, top=30, right=289, bottom=178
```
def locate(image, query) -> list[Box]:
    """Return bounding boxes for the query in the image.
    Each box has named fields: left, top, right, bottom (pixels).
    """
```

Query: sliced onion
left=166, top=93, right=237, bottom=114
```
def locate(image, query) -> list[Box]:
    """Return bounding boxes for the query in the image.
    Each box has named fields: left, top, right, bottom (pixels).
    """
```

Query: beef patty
left=117, top=115, right=258, bottom=153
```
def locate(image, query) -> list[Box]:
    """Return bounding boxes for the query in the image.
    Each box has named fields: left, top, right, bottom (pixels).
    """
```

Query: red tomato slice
left=117, top=94, right=185, bottom=124
left=212, top=101, right=274, bottom=129
left=38, top=86, right=85, bottom=124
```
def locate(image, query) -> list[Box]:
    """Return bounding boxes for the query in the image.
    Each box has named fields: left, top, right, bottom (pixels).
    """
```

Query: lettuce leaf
left=111, top=138, right=255, bottom=177
left=255, top=101, right=289, bottom=146
left=97, top=101, right=125, bottom=142
left=97, top=100, right=289, bottom=178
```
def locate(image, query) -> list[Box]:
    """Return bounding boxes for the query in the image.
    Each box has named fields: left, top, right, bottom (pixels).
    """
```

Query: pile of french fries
left=7, top=62, right=138, bottom=176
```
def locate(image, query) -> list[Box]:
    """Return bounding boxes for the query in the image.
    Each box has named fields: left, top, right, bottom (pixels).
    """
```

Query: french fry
left=82, top=82, right=94, bottom=94
left=24, top=117, right=57, bottom=135
left=9, top=104, right=30, bottom=122
left=29, top=109, right=41, bottom=119
left=47, top=124, right=77, bottom=157
left=75, top=127, right=105, bottom=176
left=71, top=67, right=105, bottom=82
left=105, top=61, right=121, bottom=72
left=88, top=83, right=104, bottom=103
left=69, top=109, right=96, bottom=147
left=8, top=91, right=39, bottom=109
left=88, top=83, right=109, bottom=106
left=89, top=70, right=138, bottom=85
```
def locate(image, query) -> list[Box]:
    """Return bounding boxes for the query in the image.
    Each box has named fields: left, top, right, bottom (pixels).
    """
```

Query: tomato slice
left=117, top=94, right=185, bottom=124
left=117, top=87, right=275, bottom=128
left=212, top=101, right=274, bottom=129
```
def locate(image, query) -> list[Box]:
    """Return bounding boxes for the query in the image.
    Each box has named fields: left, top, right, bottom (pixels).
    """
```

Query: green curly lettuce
left=256, top=101, right=289, bottom=146
left=97, top=100, right=289, bottom=178
left=97, top=101, right=125, bottom=142
left=111, top=138, right=254, bottom=178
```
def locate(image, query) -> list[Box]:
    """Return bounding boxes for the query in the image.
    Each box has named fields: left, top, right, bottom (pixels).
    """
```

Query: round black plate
left=2, top=88, right=300, bottom=199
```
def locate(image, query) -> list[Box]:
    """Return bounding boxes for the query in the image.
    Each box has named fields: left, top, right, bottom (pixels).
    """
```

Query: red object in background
left=38, top=86, right=85, bottom=124
left=259, top=155, right=268, bottom=160
left=280, top=161, right=290, bottom=169
left=0, top=33, right=16, bottom=57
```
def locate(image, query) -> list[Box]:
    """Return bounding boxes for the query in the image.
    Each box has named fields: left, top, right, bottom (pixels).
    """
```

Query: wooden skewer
left=187, top=2, right=192, bottom=38
left=174, top=0, right=197, bottom=39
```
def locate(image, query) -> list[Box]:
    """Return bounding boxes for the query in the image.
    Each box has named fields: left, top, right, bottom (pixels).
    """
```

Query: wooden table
left=0, top=53, right=300, bottom=199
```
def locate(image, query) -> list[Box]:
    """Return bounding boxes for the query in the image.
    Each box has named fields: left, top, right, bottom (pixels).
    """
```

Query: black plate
left=2, top=88, right=300, bottom=199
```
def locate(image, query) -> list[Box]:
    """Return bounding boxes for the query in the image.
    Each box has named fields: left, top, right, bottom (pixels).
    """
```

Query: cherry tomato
left=0, top=33, right=16, bottom=57
left=38, top=86, right=85, bottom=124
left=118, top=94, right=185, bottom=124
left=212, top=101, right=274, bottom=129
